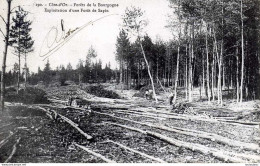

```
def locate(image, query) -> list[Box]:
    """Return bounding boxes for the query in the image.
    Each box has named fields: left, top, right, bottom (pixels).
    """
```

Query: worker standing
left=169, top=92, right=174, bottom=105
left=145, top=90, right=149, bottom=99
left=68, top=96, right=73, bottom=106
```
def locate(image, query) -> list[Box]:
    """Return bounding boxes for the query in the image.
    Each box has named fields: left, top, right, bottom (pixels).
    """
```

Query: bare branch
left=0, top=28, right=6, bottom=38
left=0, top=15, right=7, bottom=25
left=11, top=6, right=20, bottom=12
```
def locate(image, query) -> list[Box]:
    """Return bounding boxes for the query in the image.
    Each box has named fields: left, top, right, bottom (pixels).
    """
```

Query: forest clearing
left=0, top=83, right=259, bottom=163
left=0, top=0, right=260, bottom=163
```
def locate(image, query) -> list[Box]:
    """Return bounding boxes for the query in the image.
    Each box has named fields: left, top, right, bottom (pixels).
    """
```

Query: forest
left=2, top=0, right=259, bottom=106
left=115, top=0, right=260, bottom=104
left=0, top=0, right=259, bottom=163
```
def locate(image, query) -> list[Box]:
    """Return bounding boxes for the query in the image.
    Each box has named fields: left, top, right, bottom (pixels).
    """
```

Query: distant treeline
left=30, top=60, right=116, bottom=85
left=1, top=59, right=116, bottom=87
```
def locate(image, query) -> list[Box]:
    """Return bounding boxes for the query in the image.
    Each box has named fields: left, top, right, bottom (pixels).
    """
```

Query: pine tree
left=9, top=7, right=34, bottom=91
left=115, top=29, right=131, bottom=88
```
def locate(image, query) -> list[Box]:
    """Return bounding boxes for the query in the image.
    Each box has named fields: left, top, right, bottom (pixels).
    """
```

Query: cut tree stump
left=74, top=143, right=116, bottom=163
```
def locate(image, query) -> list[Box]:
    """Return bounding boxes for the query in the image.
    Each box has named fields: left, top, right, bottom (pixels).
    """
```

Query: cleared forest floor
left=0, top=83, right=259, bottom=163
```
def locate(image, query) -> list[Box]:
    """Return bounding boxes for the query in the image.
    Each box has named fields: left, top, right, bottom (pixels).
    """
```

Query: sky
left=0, top=0, right=174, bottom=73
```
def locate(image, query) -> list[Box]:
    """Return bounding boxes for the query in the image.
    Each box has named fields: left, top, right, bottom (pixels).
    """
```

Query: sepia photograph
left=0, top=0, right=259, bottom=164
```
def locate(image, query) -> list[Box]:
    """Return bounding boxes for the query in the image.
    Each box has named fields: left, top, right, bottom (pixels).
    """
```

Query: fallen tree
left=93, top=111, right=260, bottom=152
left=4, top=137, right=21, bottom=163
left=113, top=111, right=166, bottom=121
left=0, top=123, right=13, bottom=129
left=36, top=106, right=92, bottom=140
left=0, top=131, right=16, bottom=149
left=118, top=108, right=259, bottom=128
left=105, top=140, right=166, bottom=163
left=217, top=119, right=259, bottom=126
left=105, top=122, right=257, bottom=163
left=74, top=143, right=116, bottom=163
left=37, top=104, right=92, bottom=113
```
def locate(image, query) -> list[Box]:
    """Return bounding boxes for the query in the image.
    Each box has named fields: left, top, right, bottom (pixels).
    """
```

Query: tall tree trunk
left=212, top=52, right=215, bottom=102
left=240, top=0, right=244, bottom=103
left=220, top=0, right=224, bottom=105
left=17, top=51, right=21, bottom=94
left=213, top=28, right=221, bottom=104
left=202, top=52, right=205, bottom=94
left=191, top=22, right=195, bottom=92
left=230, top=59, right=233, bottom=89
left=172, top=55, right=175, bottom=86
left=120, top=60, right=123, bottom=83
left=24, top=53, right=27, bottom=88
left=206, top=23, right=211, bottom=103
left=223, top=65, right=225, bottom=89
left=156, top=56, right=159, bottom=84
left=139, top=38, right=158, bottom=103
left=137, top=60, right=140, bottom=87
left=220, top=40, right=223, bottom=105
left=120, top=60, right=123, bottom=91
left=126, top=65, right=129, bottom=89
left=236, top=46, right=240, bottom=102
left=164, top=60, right=166, bottom=87
left=173, top=44, right=180, bottom=102
left=167, top=58, right=171, bottom=87
left=129, top=68, right=131, bottom=89
left=188, top=42, right=193, bottom=102
left=1, top=0, right=11, bottom=111
left=185, top=54, right=188, bottom=100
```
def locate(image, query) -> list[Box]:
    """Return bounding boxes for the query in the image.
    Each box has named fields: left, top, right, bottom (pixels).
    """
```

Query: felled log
left=37, top=106, right=92, bottom=140
left=94, top=111, right=260, bottom=152
left=218, top=119, right=259, bottom=126
left=106, top=122, right=248, bottom=163
left=74, top=143, right=116, bottom=163
left=51, top=110, right=92, bottom=139
left=122, top=108, right=258, bottom=128
left=149, top=123, right=260, bottom=152
left=114, top=111, right=166, bottom=121
left=48, top=98, right=67, bottom=104
left=214, top=117, right=238, bottom=120
left=4, top=137, right=21, bottom=163
left=37, top=104, right=91, bottom=113
left=0, top=131, right=16, bottom=149
left=0, top=123, right=13, bottom=129
left=106, top=140, right=166, bottom=163
left=90, top=103, right=131, bottom=110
